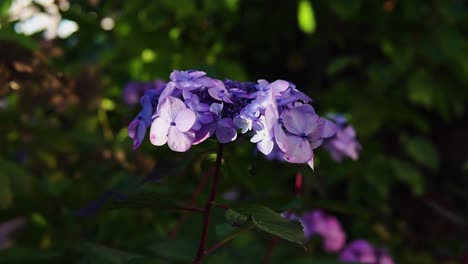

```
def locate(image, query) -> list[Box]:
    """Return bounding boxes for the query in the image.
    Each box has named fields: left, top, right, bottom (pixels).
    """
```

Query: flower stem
left=193, top=143, right=224, bottom=263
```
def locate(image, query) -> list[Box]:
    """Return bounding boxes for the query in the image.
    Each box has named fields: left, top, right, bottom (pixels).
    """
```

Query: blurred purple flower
left=300, top=210, right=346, bottom=253
left=0, top=218, right=26, bottom=248
left=340, top=239, right=394, bottom=264
left=323, top=114, right=362, bottom=162
left=122, top=80, right=166, bottom=105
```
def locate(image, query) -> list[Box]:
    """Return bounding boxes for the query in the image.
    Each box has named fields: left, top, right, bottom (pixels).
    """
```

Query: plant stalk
left=193, top=143, right=224, bottom=263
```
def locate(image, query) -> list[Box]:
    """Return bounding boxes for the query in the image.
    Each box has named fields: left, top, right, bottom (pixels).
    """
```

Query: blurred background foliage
left=0, top=0, right=468, bottom=263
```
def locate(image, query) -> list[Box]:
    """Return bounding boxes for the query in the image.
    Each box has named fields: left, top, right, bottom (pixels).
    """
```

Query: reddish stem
left=193, top=143, right=224, bottom=263
left=210, top=201, right=229, bottom=210
left=168, top=167, right=214, bottom=239
left=295, top=171, right=303, bottom=196
left=262, top=236, right=279, bottom=264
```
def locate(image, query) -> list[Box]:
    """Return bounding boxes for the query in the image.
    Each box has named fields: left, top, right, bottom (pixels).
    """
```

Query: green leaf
left=405, top=137, right=440, bottom=171
left=297, top=0, right=316, bottom=34
left=148, top=240, right=197, bottom=262
left=233, top=204, right=305, bottom=247
left=225, top=209, right=248, bottom=226
left=0, top=0, right=12, bottom=17
left=84, top=243, right=143, bottom=264
left=389, top=159, right=425, bottom=196
left=0, top=247, right=63, bottom=263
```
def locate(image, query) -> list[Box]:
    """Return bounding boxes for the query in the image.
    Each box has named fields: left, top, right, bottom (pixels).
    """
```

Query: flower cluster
left=283, top=210, right=346, bottom=253
left=283, top=210, right=394, bottom=264
left=323, top=114, right=362, bottom=162
left=128, top=70, right=337, bottom=168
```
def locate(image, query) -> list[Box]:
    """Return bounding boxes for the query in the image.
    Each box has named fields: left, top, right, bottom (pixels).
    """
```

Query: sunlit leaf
left=297, top=0, right=316, bottom=34
left=232, top=204, right=305, bottom=247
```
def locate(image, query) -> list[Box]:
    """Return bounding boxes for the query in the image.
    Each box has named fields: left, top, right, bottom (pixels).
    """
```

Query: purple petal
left=198, top=113, right=214, bottom=124
left=210, top=102, right=223, bottom=114
left=188, top=70, right=206, bottom=78
left=134, top=120, right=147, bottom=149
left=269, top=80, right=289, bottom=93
left=149, top=117, right=170, bottom=146
left=281, top=108, right=318, bottom=136
left=309, top=139, right=323, bottom=149
left=194, top=122, right=216, bottom=145
left=140, top=95, right=153, bottom=125
left=167, top=127, right=195, bottom=152
left=257, top=138, right=274, bottom=155
left=208, top=86, right=233, bottom=103
left=174, top=108, right=196, bottom=132
left=182, top=89, right=192, bottom=99
left=216, top=118, right=237, bottom=143
left=157, top=81, right=176, bottom=107
left=283, top=135, right=313, bottom=163
left=158, top=96, right=187, bottom=122
left=128, top=118, right=139, bottom=139
left=320, top=118, right=337, bottom=138
left=274, top=124, right=288, bottom=152
left=197, top=103, right=210, bottom=112
left=307, top=158, right=314, bottom=170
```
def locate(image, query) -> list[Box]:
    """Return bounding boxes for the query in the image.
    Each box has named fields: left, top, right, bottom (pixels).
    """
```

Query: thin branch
left=210, top=201, right=229, bottom=210
left=193, top=143, right=224, bottom=263
left=262, top=236, right=279, bottom=264
left=204, top=224, right=255, bottom=256
left=168, top=167, right=214, bottom=238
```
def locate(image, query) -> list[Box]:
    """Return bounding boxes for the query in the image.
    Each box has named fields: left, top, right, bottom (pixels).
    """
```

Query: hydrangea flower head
left=323, top=114, right=362, bottom=162
left=127, top=69, right=338, bottom=169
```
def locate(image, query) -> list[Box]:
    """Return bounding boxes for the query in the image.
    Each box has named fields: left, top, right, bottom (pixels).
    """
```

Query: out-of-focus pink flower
left=0, top=218, right=26, bottom=248
left=300, top=210, right=346, bottom=252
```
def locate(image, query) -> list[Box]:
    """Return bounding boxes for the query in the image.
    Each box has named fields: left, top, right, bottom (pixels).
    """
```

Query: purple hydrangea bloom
left=128, top=69, right=338, bottom=169
left=340, top=240, right=376, bottom=263
left=300, top=210, right=346, bottom=253
left=323, top=114, right=362, bottom=162
left=340, top=240, right=394, bottom=264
